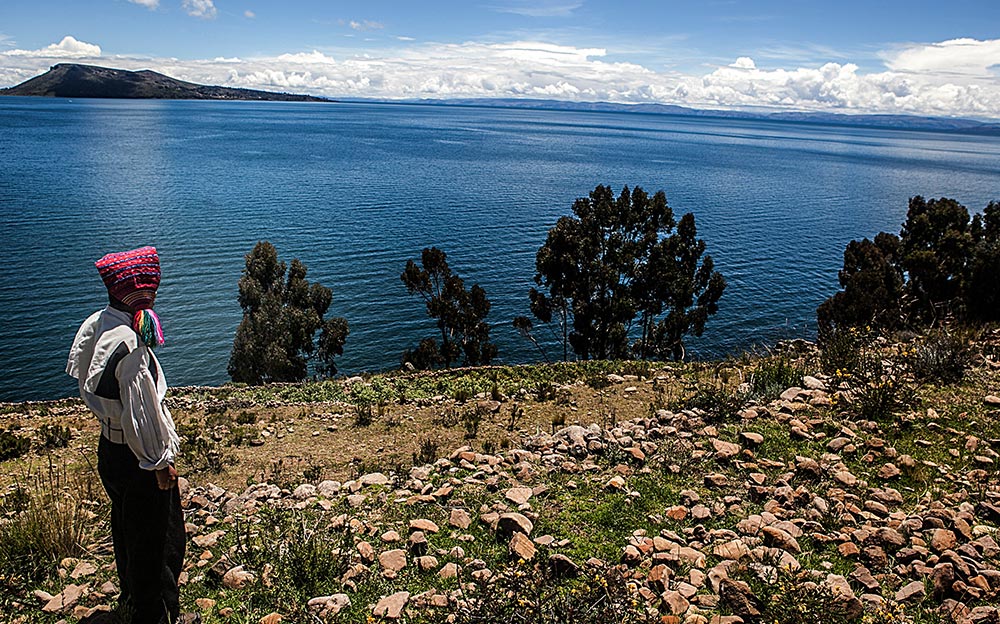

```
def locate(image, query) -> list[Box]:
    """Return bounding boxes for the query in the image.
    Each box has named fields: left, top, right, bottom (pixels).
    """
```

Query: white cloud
left=397, top=36, right=415, bottom=42
left=182, top=0, right=217, bottom=19
left=4, top=35, right=101, bottom=58
left=128, top=0, right=159, bottom=9
left=885, top=38, right=1000, bottom=78
left=244, top=10, right=255, bottom=19
left=1, top=36, right=998, bottom=119
left=349, top=20, right=384, bottom=31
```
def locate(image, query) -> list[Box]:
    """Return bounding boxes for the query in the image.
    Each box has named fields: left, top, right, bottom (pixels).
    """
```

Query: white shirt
left=67, top=306, right=180, bottom=471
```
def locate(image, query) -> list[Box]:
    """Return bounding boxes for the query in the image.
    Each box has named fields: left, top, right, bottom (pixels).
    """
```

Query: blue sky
left=2, top=0, right=999, bottom=117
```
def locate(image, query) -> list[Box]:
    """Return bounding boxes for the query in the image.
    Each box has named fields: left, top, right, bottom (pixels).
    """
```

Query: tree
left=527, top=184, right=725, bottom=361
left=817, top=232, right=905, bottom=334
left=967, top=201, right=1000, bottom=322
left=900, top=196, right=975, bottom=322
left=228, top=241, right=348, bottom=384
left=401, top=247, right=497, bottom=368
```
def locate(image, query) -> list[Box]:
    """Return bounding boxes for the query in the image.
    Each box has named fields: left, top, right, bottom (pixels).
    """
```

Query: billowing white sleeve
left=117, top=349, right=181, bottom=471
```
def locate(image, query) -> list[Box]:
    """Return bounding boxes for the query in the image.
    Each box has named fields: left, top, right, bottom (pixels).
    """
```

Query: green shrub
left=38, top=424, right=72, bottom=450
left=819, top=326, right=873, bottom=376
left=235, top=411, right=258, bottom=425
left=906, top=330, right=972, bottom=384
left=680, top=385, right=748, bottom=421
left=750, top=356, right=804, bottom=400
left=850, top=356, right=917, bottom=421
left=0, top=429, right=31, bottom=461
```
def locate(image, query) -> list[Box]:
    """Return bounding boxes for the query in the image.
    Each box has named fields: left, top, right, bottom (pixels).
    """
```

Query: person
left=66, top=246, right=189, bottom=624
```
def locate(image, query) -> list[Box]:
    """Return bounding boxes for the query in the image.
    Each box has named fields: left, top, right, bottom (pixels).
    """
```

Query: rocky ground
left=2, top=339, right=1000, bottom=623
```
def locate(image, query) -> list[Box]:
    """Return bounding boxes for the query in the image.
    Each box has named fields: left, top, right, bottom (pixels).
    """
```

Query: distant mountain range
left=404, top=98, right=1000, bottom=136
left=3, top=64, right=999, bottom=135
left=0, top=63, right=328, bottom=102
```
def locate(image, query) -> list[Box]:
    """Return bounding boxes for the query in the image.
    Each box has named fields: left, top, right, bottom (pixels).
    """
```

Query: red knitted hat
left=95, top=246, right=161, bottom=310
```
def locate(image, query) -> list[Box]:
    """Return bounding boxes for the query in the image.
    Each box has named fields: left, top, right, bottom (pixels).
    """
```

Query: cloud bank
left=2, top=36, right=998, bottom=118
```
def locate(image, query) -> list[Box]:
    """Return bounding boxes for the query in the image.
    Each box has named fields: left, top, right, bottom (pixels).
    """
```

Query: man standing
left=67, top=246, right=187, bottom=624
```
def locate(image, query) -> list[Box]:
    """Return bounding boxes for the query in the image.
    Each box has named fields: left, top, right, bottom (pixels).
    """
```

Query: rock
left=931, top=563, right=955, bottom=600
left=307, top=594, right=350, bottom=617
left=803, top=376, right=826, bottom=390
left=739, top=432, right=764, bottom=446
left=293, top=484, right=316, bottom=499
left=359, top=472, right=389, bottom=487
left=662, top=590, right=690, bottom=616
left=877, top=463, right=901, bottom=479
left=497, top=512, right=533, bottom=537
left=42, top=584, right=86, bottom=614
left=705, top=473, right=728, bottom=488
left=834, top=470, right=858, bottom=487
left=316, top=480, right=341, bottom=497
left=409, top=519, right=440, bottom=534
left=510, top=532, right=537, bottom=560
left=720, top=579, right=760, bottom=618
left=713, top=539, right=750, bottom=560
left=985, top=395, right=1000, bottom=406
left=381, top=530, right=401, bottom=543
left=931, top=529, right=957, bottom=552
left=195, top=598, right=217, bottom=611
left=780, top=387, right=804, bottom=401
left=222, top=565, right=255, bottom=589
left=260, top=613, right=282, bottom=624
left=825, top=574, right=863, bottom=620
left=606, top=476, right=627, bottom=491
left=439, top=562, right=460, bottom=579
left=450, top=508, right=472, bottom=529
left=373, top=591, right=410, bottom=619
left=505, top=487, right=533, bottom=505
left=416, top=556, right=439, bottom=571
left=762, top=526, right=801, bottom=554
left=70, top=561, right=97, bottom=579
left=895, top=580, right=926, bottom=603
left=379, top=550, right=407, bottom=576
left=548, top=554, right=579, bottom=578
left=876, top=527, right=906, bottom=551
left=408, top=531, right=428, bottom=556
left=712, top=439, right=741, bottom=460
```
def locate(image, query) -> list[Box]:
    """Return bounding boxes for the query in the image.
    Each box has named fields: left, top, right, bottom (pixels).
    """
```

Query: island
left=0, top=63, right=330, bottom=102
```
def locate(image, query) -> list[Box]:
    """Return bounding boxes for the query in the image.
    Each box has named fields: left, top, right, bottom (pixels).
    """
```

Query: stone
left=408, top=531, right=428, bottom=556
left=712, top=439, right=741, bottom=460
left=548, top=554, right=579, bottom=578
left=985, top=395, right=1000, bottom=406
left=260, top=613, right=282, bottom=624
left=195, top=598, right=217, bottom=611
left=409, top=518, right=440, bottom=533
left=381, top=530, right=401, bottom=543
left=740, top=432, right=764, bottom=446
left=877, top=463, right=901, bottom=479
left=293, top=484, right=316, bottom=499
left=42, top=584, right=86, bottom=614
left=359, top=472, right=390, bottom=487
left=704, top=473, right=728, bottom=488
left=438, top=562, right=460, bottom=579
left=876, top=527, right=906, bottom=551
left=662, top=590, right=690, bottom=616
left=931, top=563, right=955, bottom=600
left=762, top=526, right=801, bottom=554
left=449, top=508, right=472, bottom=529
left=416, top=556, right=439, bottom=571
left=930, top=529, right=957, bottom=552
left=834, top=470, right=858, bottom=487
left=825, top=574, right=863, bottom=620
left=497, top=512, right=534, bottom=537
left=510, top=532, right=537, bottom=560
left=316, top=480, right=341, bottom=497
left=895, top=581, right=926, bottom=603
left=306, top=594, right=350, bottom=617
left=505, top=487, right=533, bottom=505
left=70, top=561, right=97, bottom=579
left=222, top=565, right=255, bottom=589
left=713, top=539, right=750, bottom=560
left=373, top=591, right=410, bottom=619
left=606, top=475, right=627, bottom=491
left=803, top=376, right=826, bottom=390
left=357, top=541, right=376, bottom=563
left=379, top=549, right=407, bottom=576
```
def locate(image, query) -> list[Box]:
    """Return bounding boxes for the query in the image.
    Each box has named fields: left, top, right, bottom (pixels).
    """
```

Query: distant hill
left=406, top=97, right=1000, bottom=136
left=0, top=63, right=329, bottom=102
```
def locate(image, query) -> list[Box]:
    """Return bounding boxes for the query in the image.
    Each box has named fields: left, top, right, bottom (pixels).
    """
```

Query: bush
left=0, top=463, right=104, bottom=587
left=38, top=424, right=72, bottom=450
left=681, top=385, right=748, bottom=421
left=906, top=330, right=972, bottom=384
left=850, top=356, right=918, bottom=421
left=454, top=563, right=659, bottom=624
left=750, top=356, right=804, bottom=400
left=0, top=429, right=31, bottom=461
left=819, top=327, right=873, bottom=376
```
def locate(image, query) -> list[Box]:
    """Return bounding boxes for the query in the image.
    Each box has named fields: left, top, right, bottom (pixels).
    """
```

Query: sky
left=2, top=0, right=1000, bottom=118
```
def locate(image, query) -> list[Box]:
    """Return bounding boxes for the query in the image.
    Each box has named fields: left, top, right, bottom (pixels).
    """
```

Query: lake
left=1, top=97, right=998, bottom=402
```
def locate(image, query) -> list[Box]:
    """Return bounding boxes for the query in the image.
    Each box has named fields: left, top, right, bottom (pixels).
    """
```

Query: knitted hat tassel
left=134, top=308, right=165, bottom=348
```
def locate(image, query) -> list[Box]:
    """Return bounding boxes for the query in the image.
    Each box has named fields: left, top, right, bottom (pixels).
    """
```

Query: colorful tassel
left=133, top=309, right=164, bottom=348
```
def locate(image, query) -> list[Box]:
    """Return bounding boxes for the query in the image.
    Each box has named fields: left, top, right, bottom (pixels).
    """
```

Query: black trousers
left=97, top=436, right=185, bottom=624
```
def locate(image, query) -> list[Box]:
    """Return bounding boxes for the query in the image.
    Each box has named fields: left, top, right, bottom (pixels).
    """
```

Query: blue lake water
left=1, top=97, right=998, bottom=402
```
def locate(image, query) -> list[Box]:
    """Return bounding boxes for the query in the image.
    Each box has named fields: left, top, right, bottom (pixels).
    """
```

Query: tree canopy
left=401, top=247, right=497, bottom=369
left=520, top=184, right=725, bottom=361
left=818, top=196, right=1000, bottom=333
left=228, top=241, right=348, bottom=384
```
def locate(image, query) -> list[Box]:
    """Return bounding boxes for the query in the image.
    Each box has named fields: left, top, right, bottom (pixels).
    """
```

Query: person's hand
left=156, top=465, right=178, bottom=490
